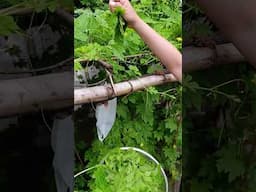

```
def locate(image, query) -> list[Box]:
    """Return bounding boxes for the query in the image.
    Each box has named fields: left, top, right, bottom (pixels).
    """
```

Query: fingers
left=110, top=0, right=125, bottom=3
left=109, top=0, right=126, bottom=6
left=109, top=1, right=123, bottom=12
left=109, top=0, right=121, bottom=4
left=109, top=1, right=122, bottom=6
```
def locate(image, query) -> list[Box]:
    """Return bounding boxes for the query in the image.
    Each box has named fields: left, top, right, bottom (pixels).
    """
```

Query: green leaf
left=0, top=15, right=19, bottom=36
left=114, top=7, right=127, bottom=43
left=216, top=145, right=245, bottom=182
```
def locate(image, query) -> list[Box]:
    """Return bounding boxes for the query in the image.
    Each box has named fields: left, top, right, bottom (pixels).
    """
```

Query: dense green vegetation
left=183, top=1, right=256, bottom=191
left=74, top=0, right=182, bottom=191
left=88, top=148, right=165, bottom=192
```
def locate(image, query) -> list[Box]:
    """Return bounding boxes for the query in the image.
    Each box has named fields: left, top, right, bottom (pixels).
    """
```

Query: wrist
left=130, top=16, right=143, bottom=29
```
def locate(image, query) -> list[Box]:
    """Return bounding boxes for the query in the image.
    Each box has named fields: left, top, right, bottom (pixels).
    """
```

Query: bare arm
left=109, top=0, right=182, bottom=82
left=196, top=0, right=256, bottom=68
left=132, top=19, right=182, bottom=82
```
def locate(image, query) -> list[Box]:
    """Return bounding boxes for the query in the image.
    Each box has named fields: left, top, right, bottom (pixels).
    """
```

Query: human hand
left=109, top=0, right=141, bottom=28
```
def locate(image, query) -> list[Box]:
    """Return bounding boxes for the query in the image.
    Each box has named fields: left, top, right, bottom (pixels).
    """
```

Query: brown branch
left=98, top=60, right=113, bottom=70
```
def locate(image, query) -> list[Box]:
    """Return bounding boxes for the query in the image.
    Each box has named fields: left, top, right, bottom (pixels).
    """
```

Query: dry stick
left=75, top=148, right=85, bottom=167
left=75, top=73, right=177, bottom=105
left=78, top=52, right=151, bottom=68
left=98, top=60, right=113, bottom=70
left=123, top=52, right=151, bottom=59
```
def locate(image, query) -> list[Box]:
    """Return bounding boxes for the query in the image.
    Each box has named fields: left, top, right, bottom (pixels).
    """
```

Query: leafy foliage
left=74, top=0, right=182, bottom=191
left=86, top=149, right=165, bottom=192
left=0, top=15, right=20, bottom=35
left=113, top=7, right=127, bottom=43
left=216, top=144, right=245, bottom=182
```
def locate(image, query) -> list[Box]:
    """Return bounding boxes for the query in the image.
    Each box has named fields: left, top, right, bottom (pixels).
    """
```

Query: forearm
left=196, top=0, right=256, bottom=68
left=133, top=18, right=182, bottom=82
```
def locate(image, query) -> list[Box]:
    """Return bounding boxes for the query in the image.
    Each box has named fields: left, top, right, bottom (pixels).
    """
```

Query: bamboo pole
left=0, top=72, right=73, bottom=117
left=0, top=72, right=176, bottom=117
left=183, top=43, right=246, bottom=72
left=0, top=43, right=248, bottom=116
left=75, top=74, right=177, bottom=105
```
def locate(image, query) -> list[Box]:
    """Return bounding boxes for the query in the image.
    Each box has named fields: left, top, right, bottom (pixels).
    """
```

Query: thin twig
left=36, top=10, right=48, bottom=34
left=40, top=106, right=52, bottom=132
left=98, top=60, right=113, bottom=70
left=106, top=69, right=117, bottom=96
left=75, top=148, right=84, bottom=167
left=29, top=11, right=35, bottom=29
left=0, top=57, right=73, bottom=74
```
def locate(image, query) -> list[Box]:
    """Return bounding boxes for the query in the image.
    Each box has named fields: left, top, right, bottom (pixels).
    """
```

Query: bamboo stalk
left=0, top=72, right=176, bottom=117
left=0, top=72, right=73, bottom=117
left=183, top=43, right=246, bottom=72
left=0, top=43, right=248, bottom=116
left=74, top=74, right=177, bottom=105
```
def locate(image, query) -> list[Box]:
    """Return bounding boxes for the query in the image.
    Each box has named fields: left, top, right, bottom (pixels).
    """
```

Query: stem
left=193, top=86, right=234, bottom=98
left=190, top=78, right=246, bottom=101
left=210, top=79, right=244, bottom=89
